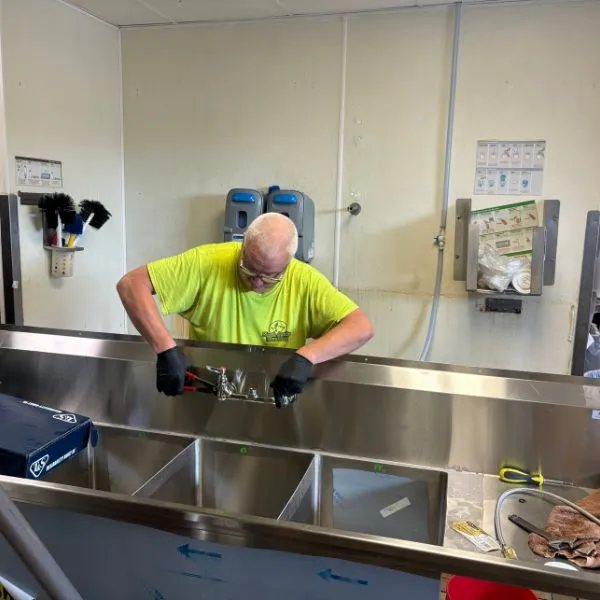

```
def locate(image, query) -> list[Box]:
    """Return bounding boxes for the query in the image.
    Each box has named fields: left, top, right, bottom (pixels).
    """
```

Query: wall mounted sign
left=15, top=156, right=62, bottom=188
left=474, top=140, right=546, bottom=196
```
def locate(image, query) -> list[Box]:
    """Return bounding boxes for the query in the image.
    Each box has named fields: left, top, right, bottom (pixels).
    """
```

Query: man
left=117, top=213, right=374, bottom=406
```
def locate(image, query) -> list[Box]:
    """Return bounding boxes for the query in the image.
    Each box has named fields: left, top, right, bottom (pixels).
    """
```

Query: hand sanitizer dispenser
left=224, top=189, right=264, bottom=242
left=266, top=190, right=315, bottom=263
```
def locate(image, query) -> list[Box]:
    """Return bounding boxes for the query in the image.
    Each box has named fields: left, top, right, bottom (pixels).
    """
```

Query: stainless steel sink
left=283, top=456, right=448, bottom=545
left=44, top=425, right=195, bottom=496
left=45, top=425, right=447, bottom=546
left=136, top=438, right=314, bottom=519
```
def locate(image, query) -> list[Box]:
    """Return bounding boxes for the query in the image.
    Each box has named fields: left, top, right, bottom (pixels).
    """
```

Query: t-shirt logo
left=262, top=320, right=292, bottom=343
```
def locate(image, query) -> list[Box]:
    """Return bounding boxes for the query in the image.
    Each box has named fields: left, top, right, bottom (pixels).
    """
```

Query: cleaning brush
left=38, top=193, right=76, bottom=247
left=63, top=214, right=84, bottom=246
left=38, top=193, right=77, bottom=227
left=67, top=199, right=112, bottom=247
left=38, top=195, right=59, bottom=229
left=79, top=199, right=111, bottom=229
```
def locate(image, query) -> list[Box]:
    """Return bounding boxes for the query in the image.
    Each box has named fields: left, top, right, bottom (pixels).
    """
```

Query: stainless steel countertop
left=445, top=471, right=594, bottom=597
left=445, top=472, right=590, bottom=555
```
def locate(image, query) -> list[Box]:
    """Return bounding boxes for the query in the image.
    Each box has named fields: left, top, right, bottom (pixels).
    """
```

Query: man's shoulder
left=192, top=242, right=240, bottom=264
left=287, top=260, right=331, bottom=288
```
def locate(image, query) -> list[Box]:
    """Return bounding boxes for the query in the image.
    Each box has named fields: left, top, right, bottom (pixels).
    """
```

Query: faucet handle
left=233, top=369, right=246, bottom=392
left=205, top=365, right=225, bottom=375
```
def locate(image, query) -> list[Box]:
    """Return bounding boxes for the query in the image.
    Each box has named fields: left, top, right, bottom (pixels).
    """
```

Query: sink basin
left=284, top=456, right=448, bottom=546
left=136, top=439, right=314, bottom=519
left=44, top=425, right=195, bottom=496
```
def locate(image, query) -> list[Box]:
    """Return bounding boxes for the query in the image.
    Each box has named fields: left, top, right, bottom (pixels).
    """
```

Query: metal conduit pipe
left=0, top=484, right=83, bottom=600
left=419, top=2, right=463, bottom=361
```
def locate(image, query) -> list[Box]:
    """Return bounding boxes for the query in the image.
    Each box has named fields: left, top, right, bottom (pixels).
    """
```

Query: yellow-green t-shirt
left=147, top=242, right=358, bottom=349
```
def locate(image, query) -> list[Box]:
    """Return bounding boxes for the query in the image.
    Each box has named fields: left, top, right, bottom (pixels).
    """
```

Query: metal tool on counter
left=508, top=514, right=597, bottom=553
left=183, top=365, right=296, bottom=407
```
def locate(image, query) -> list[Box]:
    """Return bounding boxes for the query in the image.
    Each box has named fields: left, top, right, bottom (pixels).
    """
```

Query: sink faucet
left=191, top=365, right=296, bottom=407
left=206, top=366, right=236, bottom=401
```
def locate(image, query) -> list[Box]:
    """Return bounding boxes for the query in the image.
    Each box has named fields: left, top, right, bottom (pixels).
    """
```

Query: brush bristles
left=79, top=199, right=112, bottom=229
left=38, top=193, right=77, bottom=226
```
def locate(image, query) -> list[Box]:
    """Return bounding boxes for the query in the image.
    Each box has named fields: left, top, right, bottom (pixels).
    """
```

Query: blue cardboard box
left=0, top=393, right=95, bottom=480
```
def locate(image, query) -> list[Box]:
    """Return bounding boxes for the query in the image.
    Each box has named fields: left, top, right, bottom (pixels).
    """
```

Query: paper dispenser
left=223, top=188, right=265, bottom=242
left=266, top=190, right=315, bottom=263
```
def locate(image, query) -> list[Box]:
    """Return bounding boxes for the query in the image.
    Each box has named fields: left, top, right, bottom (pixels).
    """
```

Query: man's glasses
left=239, top=259, right=285, bottom=285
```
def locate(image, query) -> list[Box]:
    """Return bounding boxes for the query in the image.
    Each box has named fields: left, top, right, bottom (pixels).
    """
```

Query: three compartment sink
left=44, top=425, right=447, bottom=546
left=129, top=433, right=448, bottom=546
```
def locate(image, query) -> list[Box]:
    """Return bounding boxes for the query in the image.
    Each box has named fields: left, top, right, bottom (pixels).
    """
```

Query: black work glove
left=156, top=346, right=188, bottom=396
left=270, top=353, right=313, bottom=408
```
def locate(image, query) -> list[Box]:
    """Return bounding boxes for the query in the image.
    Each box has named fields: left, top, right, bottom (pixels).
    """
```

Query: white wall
left=122, top=0, right=600, bottom=373
left=440, top=1, right=600, bottom=372
left=122, top=18, right=342, bottom=278
left=122, top=18, right=342, bottom=334
left=340, top=1, right=600, bottom=372
left=0, top=0, right=125, bottom=332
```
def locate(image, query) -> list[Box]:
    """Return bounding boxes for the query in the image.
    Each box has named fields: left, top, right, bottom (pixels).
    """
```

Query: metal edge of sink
left=3, top=474, right=599, bottom=600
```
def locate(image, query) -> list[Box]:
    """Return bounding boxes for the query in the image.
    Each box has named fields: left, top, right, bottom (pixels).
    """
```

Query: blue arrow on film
left=178, top=543, right=222, bottom=560
left=318, top=568, right=368, bottom=586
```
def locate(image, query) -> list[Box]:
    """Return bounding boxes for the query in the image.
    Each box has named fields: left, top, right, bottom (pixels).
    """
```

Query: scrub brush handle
left=56, top=214, right=63, bottom=248
left=68, top=212, right=94, bottom=248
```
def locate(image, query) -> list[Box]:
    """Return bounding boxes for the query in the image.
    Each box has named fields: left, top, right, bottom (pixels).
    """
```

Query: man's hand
left=270, top=353, right=313, bottom=408
left=156, top=347, right=188, bottom=396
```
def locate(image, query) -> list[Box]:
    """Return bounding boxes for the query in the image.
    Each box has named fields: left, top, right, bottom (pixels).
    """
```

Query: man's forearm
left=297, top=309, right=374, bottom=365
left=116, top=268, right=175, bottom=354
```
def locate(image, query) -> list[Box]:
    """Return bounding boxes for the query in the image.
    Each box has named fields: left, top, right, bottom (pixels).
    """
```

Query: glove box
left=0, top=393, right=96, bottom=480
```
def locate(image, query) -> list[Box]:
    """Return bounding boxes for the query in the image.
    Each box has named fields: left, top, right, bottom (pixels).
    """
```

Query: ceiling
left=62, top=0, right=528, bottom=27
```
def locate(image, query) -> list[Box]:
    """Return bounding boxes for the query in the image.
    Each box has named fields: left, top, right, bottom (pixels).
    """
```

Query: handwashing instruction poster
left=473, top=140, right=546, bottom=196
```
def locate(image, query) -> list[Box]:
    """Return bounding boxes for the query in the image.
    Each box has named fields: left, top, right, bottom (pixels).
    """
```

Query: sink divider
left=132, top=441, right=198, bottom=499
left=277, top=454, right=321, bottom=524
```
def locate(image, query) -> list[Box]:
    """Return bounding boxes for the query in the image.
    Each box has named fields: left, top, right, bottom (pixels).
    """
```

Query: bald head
left=244, top=213, right=298, bottom=262
left=240, top=213, right=298, bottom=292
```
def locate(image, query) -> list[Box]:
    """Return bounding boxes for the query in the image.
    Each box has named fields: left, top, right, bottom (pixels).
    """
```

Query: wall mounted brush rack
left=18, top=191, right=84, bottom=278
